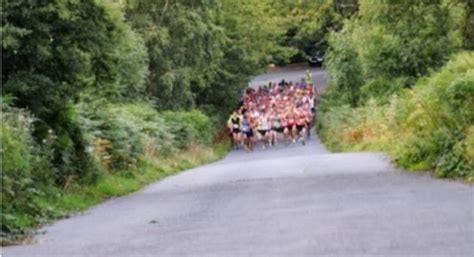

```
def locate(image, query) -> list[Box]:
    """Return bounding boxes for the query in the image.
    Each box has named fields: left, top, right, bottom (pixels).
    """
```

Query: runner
left=304, top=102, right=313, bottom=139
left=295, top=105, right=308, bottom=145
left=249, top=106, right=260, bottom=146
left=270, top=108, right=282, bottom=146
left=279, top=109, right=289, bottom=144
left=240, top=113, right=254, bottom=151
left=257, top=109, right=270, bottom=149
left=305, top=69, right=313, bottom=86
left=286, top=107, right=296, bottom=143
left=227, top=110, right=241, bottom=149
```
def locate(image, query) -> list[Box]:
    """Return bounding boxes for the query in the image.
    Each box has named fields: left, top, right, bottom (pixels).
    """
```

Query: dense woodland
left=1, top=0, right=473, bottom=243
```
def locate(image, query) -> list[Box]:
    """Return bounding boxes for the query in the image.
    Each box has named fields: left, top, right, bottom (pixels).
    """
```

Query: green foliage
left=269, top=0, right=357, bottom=62
left=319, top=2, right=473, bottom=181
left=78, top=103, right=143, bottom=171
left=357, top=0, right=464, bottom=78
left=125, top=1, right=221, bottom=108
left=323, top=0, right=465, bottom=104
left=125, top=0, right=294, bottom=111
left=0, top=102, right=53, bottom=237
left=1, top=0, right=148, bottom=187
left=325, top=23, right=364, bottom=106
left=161, top=110, right=213, bottom=148
left=464, top=0, right=474, bottom=49
left=319, top=52, right=474, bottom=180
left=2, top=0, right=119, bottom=118
left=77, top=102, right=214, bottom=170
left=86, top=0, right=149, bottom=101
left=48, top=105, right=99, bottom=186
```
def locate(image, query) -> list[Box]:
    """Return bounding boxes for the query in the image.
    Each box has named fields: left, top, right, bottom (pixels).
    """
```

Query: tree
left=2, top=0, right=116, bottom=118
left=324, top=0, right=466, bottom=102
left=1, top=0, right=145, bottom=184
left=124, top=0, right=225, bottom=109
left=124, top=0, right=294, bottom=112
left=268, top=0, right=358, bottom=63
left=463, top=0, right=474, bottom=49
left=196, top=0, right=296, bottom=113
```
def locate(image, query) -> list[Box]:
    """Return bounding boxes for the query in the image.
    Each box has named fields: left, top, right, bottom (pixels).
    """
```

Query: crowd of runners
left=227, top=71, right=317, bottom=151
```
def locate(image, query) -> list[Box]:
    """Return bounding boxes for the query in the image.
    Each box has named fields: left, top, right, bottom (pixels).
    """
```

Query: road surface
left=4, top=67, right=473, bottom=257
left=250, top=64, right=328, bottom=92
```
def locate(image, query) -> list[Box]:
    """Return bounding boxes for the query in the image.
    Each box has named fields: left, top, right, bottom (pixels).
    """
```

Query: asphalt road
left=4, top=67, right=473, bottom=257
left=250, top=64, right=328, bottom=93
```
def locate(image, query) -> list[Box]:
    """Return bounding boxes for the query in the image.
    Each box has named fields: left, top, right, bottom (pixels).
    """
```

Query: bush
left=161, top=110, right=213, bottom=147
left=325, top=23, right=364, bottom=107
left=318, top=51, right=474, bottom=180
left=48, top=105, right=100, bottom=186
left=0, top=101, right=53, bottom=236
left=79, top=102, right=161, bottom=170
left=77, top=102, right=214, bottom=170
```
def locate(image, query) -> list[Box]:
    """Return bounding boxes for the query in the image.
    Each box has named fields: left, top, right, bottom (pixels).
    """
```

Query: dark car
left=307, top=53, right=323, bottom=67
